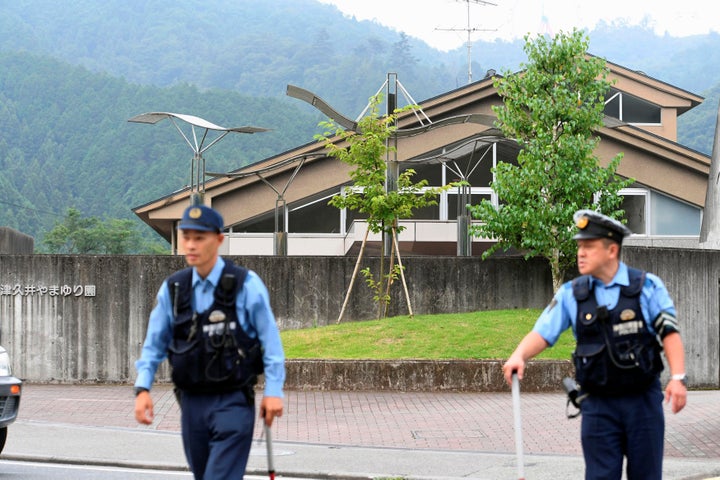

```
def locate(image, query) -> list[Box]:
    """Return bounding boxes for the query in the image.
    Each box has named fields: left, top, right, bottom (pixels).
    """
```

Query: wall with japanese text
left=0, top=250, right=717, bottom=387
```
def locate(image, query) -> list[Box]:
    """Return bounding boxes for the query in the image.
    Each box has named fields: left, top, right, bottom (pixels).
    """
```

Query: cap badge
left=620, top=309, right=636, bottom=321
left=189, top=207, right=202, bottom=219
left=576, top=216, right=589, bottom=229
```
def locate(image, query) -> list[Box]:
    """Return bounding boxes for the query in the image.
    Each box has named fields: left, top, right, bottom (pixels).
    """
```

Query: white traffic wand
left=512, top=371, right=526, bottom=480
left=264, top=423, right=275, bottom=480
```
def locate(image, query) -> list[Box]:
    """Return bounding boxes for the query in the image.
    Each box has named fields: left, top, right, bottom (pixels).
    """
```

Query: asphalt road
left=0, top=459, right=312, bottom=480
left=4, top=384, right=719, bottom=480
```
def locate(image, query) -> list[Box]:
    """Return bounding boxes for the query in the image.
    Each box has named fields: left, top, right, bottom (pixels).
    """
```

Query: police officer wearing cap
left=134, top=204, right=285, bottom=479
left=502, top=209, right=687, bottom=480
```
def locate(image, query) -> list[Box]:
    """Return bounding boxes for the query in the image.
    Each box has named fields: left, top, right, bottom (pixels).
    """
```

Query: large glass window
left=620, top=189, right=647, bottom=235
left=410, top=195, right=441, bottom=219
left=400, top=162, right=443, bottom=185
left=616, top=187, right=701, bottom=236
left=449, top=191, right=492, bottom=215
left=230, top=212, right=275, bottom=233
left=288, top=193, right=339, bottom=233
left=604, top=89, right=661, bottom=124
left=231, top=177, right=701, bottom=240
left=650, top=191, right=701, bottom=235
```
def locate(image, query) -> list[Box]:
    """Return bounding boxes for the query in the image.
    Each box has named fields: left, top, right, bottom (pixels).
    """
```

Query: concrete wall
left=0, top=227, right=34, bottom=254
left=0, top=249, right=717, bottom=388
left=622, top=247, right=720, bottom=389
left=283, top=359, right=575, bottom=392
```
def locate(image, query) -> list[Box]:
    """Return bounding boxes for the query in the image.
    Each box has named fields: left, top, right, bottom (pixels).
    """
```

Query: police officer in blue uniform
left=134, top=204, right=285, bottom=479
left=502, top=209, right=687, bottom=480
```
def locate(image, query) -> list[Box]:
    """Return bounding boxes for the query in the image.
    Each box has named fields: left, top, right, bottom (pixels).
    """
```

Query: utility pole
left=436, top=0, right=497, bottom=84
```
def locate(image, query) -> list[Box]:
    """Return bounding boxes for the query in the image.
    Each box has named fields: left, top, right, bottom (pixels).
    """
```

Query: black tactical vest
left=572, top=267, right=663, bottom=395
left=166, top=262, right=264, bottom=394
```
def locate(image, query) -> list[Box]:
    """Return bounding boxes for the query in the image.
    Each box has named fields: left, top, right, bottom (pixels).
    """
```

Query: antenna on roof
left=539, top=1, right=554, bottom=37
left=436, top=0, right=497, bottom=84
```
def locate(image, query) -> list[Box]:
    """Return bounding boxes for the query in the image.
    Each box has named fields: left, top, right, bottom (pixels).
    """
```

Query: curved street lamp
left=207, top=152, right=327, bottom=256
left=128, top=112, right=268, bottom=205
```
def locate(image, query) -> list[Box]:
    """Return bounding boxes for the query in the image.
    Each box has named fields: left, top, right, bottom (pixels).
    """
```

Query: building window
left=650, top=191, right=701, bottom=235
left=620, top=188, right=647, bottom=235
left=288, top=192, right=339, bottom=233
left=618, top=187, right=701, bottom=236
left=604, top=89, right=661, bottom=124
left=229, top=212, right=275, bottom=233
left=448, top=190, right=493, bottom=215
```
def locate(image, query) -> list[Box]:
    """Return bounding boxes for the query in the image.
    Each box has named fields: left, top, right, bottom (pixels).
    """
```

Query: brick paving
left=17, top=384, right=720, bottom=459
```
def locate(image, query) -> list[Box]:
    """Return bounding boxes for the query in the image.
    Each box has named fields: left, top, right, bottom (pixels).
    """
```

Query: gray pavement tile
left=5, top=384, right=720, bottom=480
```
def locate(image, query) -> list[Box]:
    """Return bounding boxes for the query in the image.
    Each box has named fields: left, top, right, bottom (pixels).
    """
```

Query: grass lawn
left=281, top=309, right=575, bottom=360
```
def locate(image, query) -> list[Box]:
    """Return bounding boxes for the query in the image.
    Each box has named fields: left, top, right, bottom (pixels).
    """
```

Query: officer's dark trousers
left=180, top=389, right=255, bottom=479
left=580, top=378, right=664, bottom=480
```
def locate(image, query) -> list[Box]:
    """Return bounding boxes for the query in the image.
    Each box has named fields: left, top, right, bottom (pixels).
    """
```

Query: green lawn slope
left=281, top=309, right=575, bottom=360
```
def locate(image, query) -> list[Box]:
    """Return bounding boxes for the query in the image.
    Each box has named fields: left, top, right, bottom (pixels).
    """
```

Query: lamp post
left=206, top=152, right=327, bottom=256
left=287, top=81, right=500, bottom=257
left=128, top=112, right=268, bottom=206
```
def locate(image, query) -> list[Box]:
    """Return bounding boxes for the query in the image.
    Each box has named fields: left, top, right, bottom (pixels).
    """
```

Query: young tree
left=319, top=96, right=450, bottom=319
left=41, top=207, right=163, bottom=254
left=469, top=29, right=632, bottom=291
left=42, top=208, right=103, bottom=254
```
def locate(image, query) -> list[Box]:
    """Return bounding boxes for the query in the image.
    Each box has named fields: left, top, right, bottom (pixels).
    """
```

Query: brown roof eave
left=600, top=124, right=710, bottom=174
left=397, top=78, right=499, bottom=127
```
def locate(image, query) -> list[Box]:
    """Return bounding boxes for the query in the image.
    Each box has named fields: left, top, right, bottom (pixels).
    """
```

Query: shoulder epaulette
left=166, top=263, right=249, bottom=310
left=215, top=262, right=248, bottom=307
left=572, top=275, right=592, bottom=301
left=167, top=267, right=193, bottom=312
left=621, top=267, right=646, bottom=297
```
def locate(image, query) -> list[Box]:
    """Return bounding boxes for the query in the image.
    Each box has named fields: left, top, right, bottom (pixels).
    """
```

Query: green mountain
left=0, top=51, right=321, bottom=241
left=0, top=0, right=718, bottom=245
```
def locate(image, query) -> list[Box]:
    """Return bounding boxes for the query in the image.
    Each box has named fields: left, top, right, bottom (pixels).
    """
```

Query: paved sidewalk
left=3, top=384, right=720, bottom=479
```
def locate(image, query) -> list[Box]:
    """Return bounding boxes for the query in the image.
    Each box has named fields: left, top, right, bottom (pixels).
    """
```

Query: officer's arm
left=133, top=282, right=173, bottom=425
left=643, top=274, right=687, bottom=413
left=134, top=390, right=154, bottom=425
left=663, top=331, right=687, bottom=414
left=134, top=282, right=174, bottom=390
left=503, top=285, right=573, bottom=385
left=243, top=272, right=285, bottom=398
left=503, top=331, right=549, bottom=384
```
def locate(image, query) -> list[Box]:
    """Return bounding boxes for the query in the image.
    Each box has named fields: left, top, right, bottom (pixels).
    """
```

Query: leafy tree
left=41, top=207, right=167, bottom=254
left=319, top=96, right=451, bottom=319
left=42, top=208, right=101, bottom=254
left=469, top=30, right=632, bottom=291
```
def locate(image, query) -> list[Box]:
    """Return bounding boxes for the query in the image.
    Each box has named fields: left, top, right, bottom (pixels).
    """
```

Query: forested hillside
left=1, top=0, right=719, bottom=248
left=0, top=52, right=320, bottom=241
left=0, top=0, right=467, bottom=116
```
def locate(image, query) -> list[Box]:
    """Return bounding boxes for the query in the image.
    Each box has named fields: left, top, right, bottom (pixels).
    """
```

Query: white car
left=0, top=346, right=21, bottom=455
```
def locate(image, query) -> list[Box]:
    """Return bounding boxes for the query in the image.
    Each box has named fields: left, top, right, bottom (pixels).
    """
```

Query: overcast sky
left=318, top=0, right=718, bottom=51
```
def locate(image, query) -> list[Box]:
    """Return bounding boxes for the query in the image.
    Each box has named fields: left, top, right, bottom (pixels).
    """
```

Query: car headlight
left=0, top=347, right=13, bottom=376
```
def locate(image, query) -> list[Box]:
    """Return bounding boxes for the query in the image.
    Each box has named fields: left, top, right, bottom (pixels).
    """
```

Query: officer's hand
left=260, top=396, right=284, bottom=426
left=665, top=380, right=687, bottom=414
left=502, top=356, right=525, bottom=386
left=134, top=391, right=154, bottom=425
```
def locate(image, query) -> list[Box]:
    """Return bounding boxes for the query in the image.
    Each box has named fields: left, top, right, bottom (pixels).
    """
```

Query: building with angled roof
left=133, top=59, right=708, bottom=256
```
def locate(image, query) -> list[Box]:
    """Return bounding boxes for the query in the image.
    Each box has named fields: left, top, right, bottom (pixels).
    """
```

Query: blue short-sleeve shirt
left=533, top=262, right=676, bottom=346
left=134, top=257, right=286, bottom=397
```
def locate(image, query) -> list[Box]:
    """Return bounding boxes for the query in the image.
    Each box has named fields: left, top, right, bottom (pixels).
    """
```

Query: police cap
left=178, top=205, right=224, bottom=233
left=572, top=209, right=631, bottom=244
